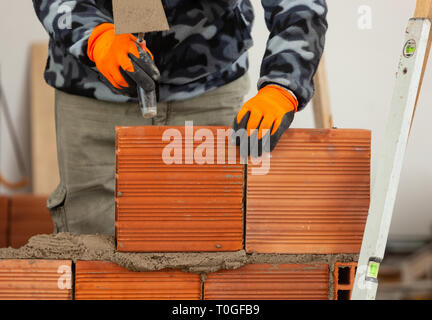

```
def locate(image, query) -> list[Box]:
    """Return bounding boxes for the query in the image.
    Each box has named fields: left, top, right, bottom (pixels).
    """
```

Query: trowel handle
left=136, top=32, right=157, bottom=119
left=138, top=87, right=157, bottom=119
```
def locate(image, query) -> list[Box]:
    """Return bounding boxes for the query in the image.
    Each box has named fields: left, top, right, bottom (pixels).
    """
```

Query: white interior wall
left=249, top=0, right=432, bottom=237
left=0, top=1, right=431, bottom=237
left=0, top=1, right=48, bottom=194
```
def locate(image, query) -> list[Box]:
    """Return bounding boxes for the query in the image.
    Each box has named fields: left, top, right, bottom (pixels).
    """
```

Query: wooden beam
left=411, top=0, right=432, bottom=129
left=30, top=42, right=59, bottom=195
left=414, top=0, right=432, bottom=18
left=312, top=54, right=334, bottom=129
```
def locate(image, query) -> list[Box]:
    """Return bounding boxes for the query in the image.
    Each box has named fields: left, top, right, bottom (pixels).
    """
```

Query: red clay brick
left=0, top=259, right=72, bottom=300
left=334, top=262, right=357, bottom=300
left=9, top=195, right=54, bottom=248
left=0, top=197, right=9, bottom=248
left=247, top=129, right=371, bottom=254
left=75, top=261, right=202, bottom=300
left=116, top=126, right=243, bottom=252
left=204, top=264, right=329, bottom=300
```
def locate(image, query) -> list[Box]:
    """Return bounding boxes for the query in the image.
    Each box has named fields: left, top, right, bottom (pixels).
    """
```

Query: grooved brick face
left=115, top=126, right=243, bottom=252
left=0, top=260, right=72, bottom=300
left=204, top=264, right=329, bottom=300
left=247, top=129, right=371, bottom=254
left=0, top=197, right=8, bottom=248
left=9, top=195, right=54, bottom=248
left=75, top=261, right=202, bottom=300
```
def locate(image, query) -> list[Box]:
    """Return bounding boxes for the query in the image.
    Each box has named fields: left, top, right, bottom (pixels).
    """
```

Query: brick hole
left=338, top=266, right=351, bottom=285
left=337, top=290, right=351, bottom=300
left=334, top=262, right=357, bottom=300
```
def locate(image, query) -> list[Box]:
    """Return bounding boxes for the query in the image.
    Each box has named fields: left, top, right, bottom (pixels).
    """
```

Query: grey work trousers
left=47, top=74, right=251, bottom=235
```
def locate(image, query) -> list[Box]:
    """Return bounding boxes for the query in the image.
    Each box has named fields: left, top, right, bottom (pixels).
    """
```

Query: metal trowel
left=112, top=0, right=169, bottom=118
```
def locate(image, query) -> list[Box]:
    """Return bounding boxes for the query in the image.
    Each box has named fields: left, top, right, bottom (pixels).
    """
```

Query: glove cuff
left=261, top=85, right=299, bottom=113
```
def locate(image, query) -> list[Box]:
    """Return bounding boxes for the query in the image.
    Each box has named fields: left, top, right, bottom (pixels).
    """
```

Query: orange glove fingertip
left=246, top=111, right=264, bottom=134
left=145, top=47, right=154, bottom=60
left=104, top=72, right=121, bottom=90
left=236, top=105, right=249, bottom=124
left=271, top=117, right=283, bottom=136
left=259, top=116, right=276, bottom=139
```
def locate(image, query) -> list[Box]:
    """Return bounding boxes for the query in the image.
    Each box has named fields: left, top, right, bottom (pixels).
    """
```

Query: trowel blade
left=112, top=0, right=170, bottom=35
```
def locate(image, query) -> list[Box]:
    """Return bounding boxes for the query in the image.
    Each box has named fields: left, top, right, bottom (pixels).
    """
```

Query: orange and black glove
left=232, top=85, right=298, bottom=158
left=87, top=23, right=160, bottom=97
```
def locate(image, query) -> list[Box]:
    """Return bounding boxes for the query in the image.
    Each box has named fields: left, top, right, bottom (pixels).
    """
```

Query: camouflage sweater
left=33, top=0, right=328, bottom=109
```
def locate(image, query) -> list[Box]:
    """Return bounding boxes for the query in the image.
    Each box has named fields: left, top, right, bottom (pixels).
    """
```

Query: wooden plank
left=414, top=0, right=432, bottom=17
left=112, top=0, right=169, bottom=34
left=30, top=42, right=59, bottom=195
left=411, top=0, right=432, bottom=127
left=312, top=55, right=334, bottom=129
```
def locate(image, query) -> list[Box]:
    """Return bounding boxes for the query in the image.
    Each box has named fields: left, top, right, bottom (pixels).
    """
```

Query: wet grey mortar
left=0, top=233, right=359, bottom=299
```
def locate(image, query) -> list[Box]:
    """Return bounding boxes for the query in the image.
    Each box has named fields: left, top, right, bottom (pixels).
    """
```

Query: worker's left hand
left=232, top=85, right=298, bottom=158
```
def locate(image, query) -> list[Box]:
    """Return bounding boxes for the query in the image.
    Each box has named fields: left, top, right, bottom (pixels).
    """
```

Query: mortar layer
left=0, top=233, right=358, bottom=275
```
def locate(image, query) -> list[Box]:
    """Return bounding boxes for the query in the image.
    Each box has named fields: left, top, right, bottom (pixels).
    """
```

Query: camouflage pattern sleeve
left=32, top=0, right=113, bottom=65
left=259, top=0, right=328, bottom=110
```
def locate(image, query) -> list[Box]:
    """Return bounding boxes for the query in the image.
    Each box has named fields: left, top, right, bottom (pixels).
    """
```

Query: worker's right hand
left=87, top=23, right=160, bottom=97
